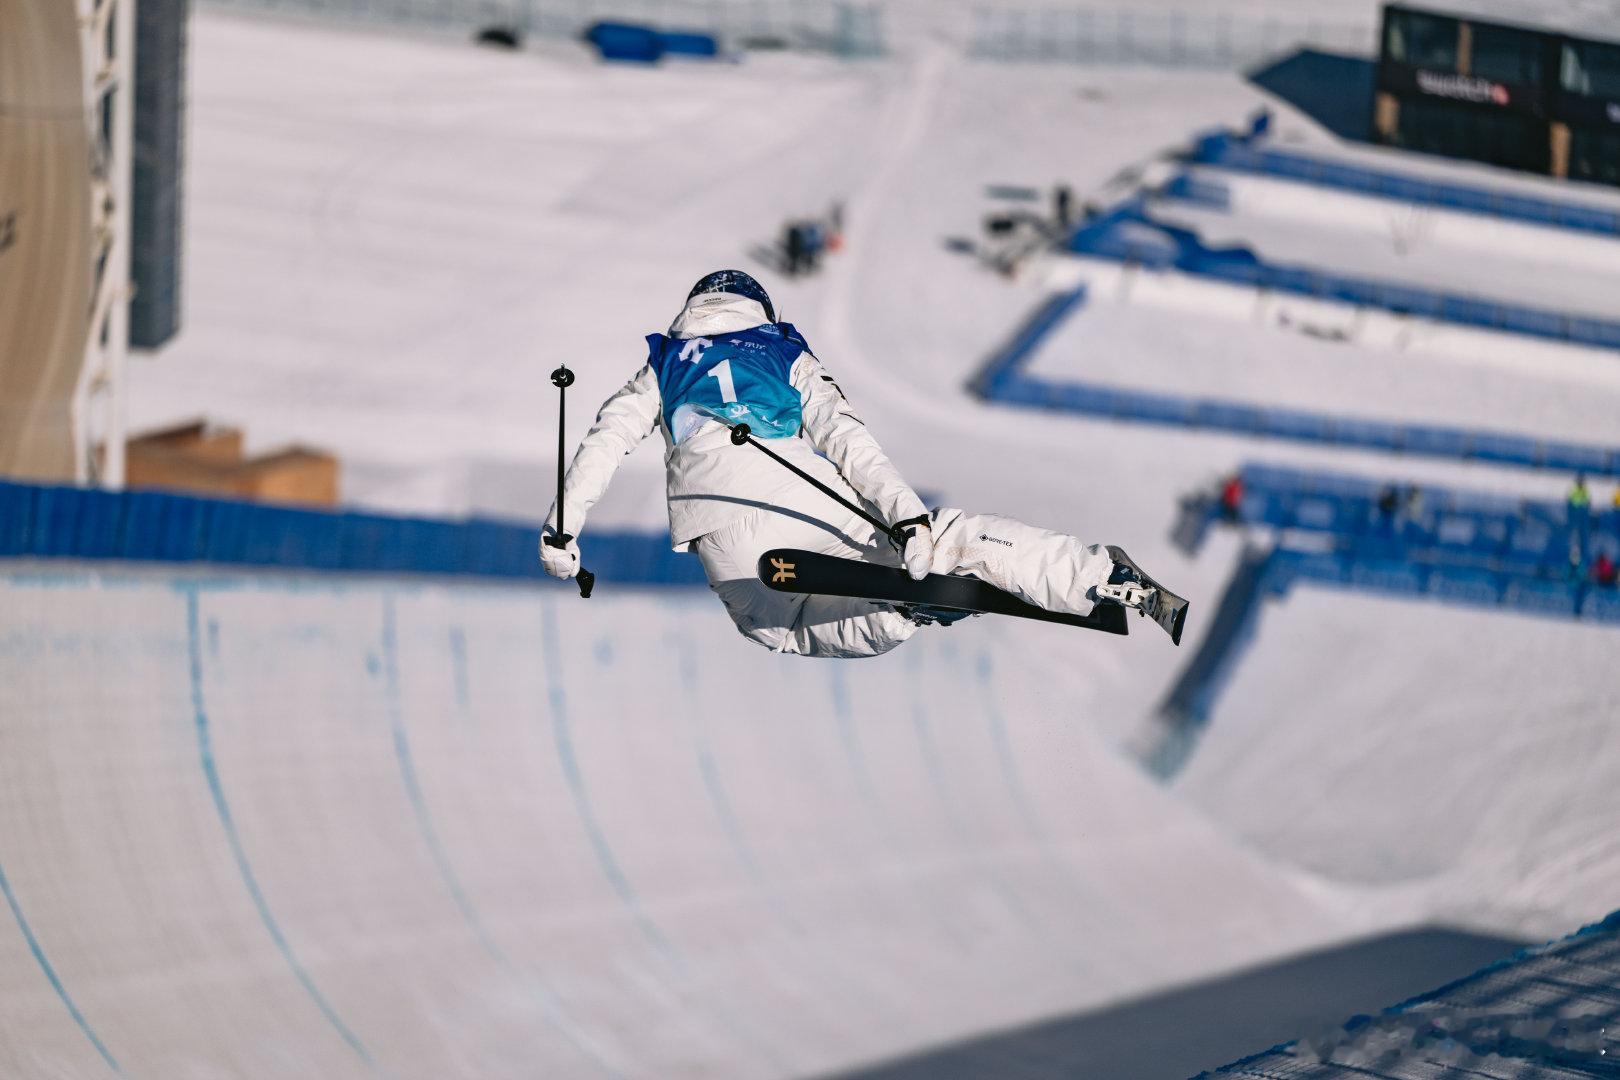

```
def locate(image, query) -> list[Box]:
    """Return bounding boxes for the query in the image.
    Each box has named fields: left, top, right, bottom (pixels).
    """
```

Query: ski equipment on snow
left=546, top=364, right=595, bottom=598
left=687, top=270, right=776, bottom=322
left=758, top=549, right=1130, bottom=636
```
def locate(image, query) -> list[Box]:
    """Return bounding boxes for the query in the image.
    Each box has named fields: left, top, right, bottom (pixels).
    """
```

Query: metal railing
left=969, top=6, right=1376, bottom=69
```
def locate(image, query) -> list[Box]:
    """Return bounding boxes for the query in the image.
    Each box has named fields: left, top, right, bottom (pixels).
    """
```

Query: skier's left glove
left=896, top=516, right=935, bottom=581
left=540, top=528, right=581, bottom=580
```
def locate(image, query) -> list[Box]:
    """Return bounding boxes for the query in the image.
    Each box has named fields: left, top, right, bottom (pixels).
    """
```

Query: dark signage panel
left=1376, top=3, right=1620, bottom=186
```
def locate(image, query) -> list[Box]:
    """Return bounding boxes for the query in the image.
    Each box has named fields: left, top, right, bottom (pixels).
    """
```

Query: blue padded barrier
left=1070, top=200, right=1620, bottom=350
left=1505, top=578, right=1581, bottom=617
left=1153, top=464, right=1620, bottom=779
left=1161, top=172, right=1231, bottom=210
left=966, top=286, right=1620, bottom=478
left=1189, top=130, right=1620, bottom=238
left=0, top=480, right=708, bottom=587
left=1427, top=565, right=1501, bottom=605
left=1582, top=589, right=1620, bottom=621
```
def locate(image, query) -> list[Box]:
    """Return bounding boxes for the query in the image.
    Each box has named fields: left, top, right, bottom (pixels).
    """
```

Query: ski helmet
left=687, top=269, right=775, bottom=322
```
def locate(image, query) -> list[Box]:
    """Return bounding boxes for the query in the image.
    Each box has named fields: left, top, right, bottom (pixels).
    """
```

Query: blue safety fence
left=968, top=286, right=1620, bottom=478
left=1144, top=462, right=1620, bottom=778
left=1066, top=197, right=1620, bottom=351
left=1212, top=462, right=1620, bottom=573
left=1199, top=907, right=1620, bottom=1078
left=1149, top=544, right=1271, bottom=779
left=1189, top=129, right=1620, bottom=238
left=0, top=479, right=707, bottom=587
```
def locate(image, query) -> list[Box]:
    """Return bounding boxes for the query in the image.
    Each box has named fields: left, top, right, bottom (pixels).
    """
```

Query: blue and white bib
left=645, top=322, right=808, bottom=443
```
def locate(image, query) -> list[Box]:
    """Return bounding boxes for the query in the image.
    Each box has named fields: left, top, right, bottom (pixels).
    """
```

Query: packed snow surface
left=13, top=5, right=1616, bottom=1077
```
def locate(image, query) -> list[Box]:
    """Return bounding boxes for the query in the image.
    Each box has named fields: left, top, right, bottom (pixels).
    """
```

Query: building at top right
left=1374, top=3, right=1620, bottom=187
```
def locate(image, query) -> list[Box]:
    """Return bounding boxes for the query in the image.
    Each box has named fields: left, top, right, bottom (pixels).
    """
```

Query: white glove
left=900, top=519, right=935, bottom=581
left=540, top=530, right=581, bottom=580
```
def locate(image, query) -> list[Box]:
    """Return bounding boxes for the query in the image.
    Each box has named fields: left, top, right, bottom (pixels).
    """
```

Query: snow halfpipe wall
left=0, top=547, right=1344, bottom=1078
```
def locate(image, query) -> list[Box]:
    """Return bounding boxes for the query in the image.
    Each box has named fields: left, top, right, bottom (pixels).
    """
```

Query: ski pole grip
left=543, top=531, right=594, bottom=599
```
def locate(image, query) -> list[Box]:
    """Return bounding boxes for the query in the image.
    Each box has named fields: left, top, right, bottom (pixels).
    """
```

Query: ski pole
left=727, top=422, right=922, bottom=549
left=546, top=365, right=595, bottom=598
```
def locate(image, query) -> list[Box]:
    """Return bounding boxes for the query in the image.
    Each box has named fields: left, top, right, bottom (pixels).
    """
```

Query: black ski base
left=757, top=550, right=1130, bottom=637
left=1107, top=545, right=1189, bottom=646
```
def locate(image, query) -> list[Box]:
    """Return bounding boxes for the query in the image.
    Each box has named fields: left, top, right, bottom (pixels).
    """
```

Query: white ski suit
left=544, top=292, right=1115, bottom=658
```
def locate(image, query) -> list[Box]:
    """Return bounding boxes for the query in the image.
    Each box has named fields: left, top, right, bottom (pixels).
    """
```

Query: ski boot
left=1092, top=559, right=1160, bottom=618
left=1094, top=546, right=1188, bottom=645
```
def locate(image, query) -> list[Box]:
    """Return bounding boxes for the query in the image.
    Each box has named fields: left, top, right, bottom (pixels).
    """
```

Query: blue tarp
left=582, top=22, right=722, bottom=62
left=584, top=22, right=665, bottom=63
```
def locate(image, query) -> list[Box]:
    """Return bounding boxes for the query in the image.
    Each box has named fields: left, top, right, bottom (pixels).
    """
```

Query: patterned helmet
left=687, top=269, right=775, bottom=323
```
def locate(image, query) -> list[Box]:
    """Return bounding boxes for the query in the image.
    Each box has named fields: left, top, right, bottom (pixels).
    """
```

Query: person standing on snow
left=540, top=270, right=1159, bottom=658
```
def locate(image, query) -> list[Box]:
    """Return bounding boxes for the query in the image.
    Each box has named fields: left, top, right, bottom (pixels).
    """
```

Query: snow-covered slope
left=0, top=564, right=1349, bottom=1078
left=20, top=5, right=1618, bottom=1076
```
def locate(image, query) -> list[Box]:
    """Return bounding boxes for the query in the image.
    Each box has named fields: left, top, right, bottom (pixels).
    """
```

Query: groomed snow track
left=0, top=485, right=1349, bottom=1079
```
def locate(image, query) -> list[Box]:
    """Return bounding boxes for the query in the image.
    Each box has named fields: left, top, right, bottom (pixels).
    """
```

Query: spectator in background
left=1054, top=184, right=1074, bottom=232
left=802, top=219, right=825, bottom=273
left=1593, top=550, right=1618, bottom=588
left=1403, top=484, right=1423, bottom=520
left=826, top=201, right=845, bottom=252
left=1219, top=473, right=1244, bottom=522
left=1569, top=473, right=1592, bottom=560
left=783, top=221, right=806, bottom=277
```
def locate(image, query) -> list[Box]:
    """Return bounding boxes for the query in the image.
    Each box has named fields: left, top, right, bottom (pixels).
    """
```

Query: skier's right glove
left=896, top=515, right=935, bottom=581
left=540, top=528, right=581, bottom=580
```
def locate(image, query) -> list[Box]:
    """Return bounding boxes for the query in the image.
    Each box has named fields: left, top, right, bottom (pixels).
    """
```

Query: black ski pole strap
left=727, top=422, right=902, bottom=545
left=890, top=513, right=931, bottom=554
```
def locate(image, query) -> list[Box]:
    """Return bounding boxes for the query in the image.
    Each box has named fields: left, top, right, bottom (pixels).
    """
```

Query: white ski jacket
left=546, top=293, right=928, bottom=549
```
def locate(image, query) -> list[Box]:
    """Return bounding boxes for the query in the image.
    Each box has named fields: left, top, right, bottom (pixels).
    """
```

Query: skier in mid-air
left=541, top=270, right=1181, bottom=658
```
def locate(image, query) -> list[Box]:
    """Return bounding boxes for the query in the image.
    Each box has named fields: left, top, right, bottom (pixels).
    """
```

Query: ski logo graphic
left=770, top=557, right=796, bottom=584
left=678, top=337, right=713, bottom=364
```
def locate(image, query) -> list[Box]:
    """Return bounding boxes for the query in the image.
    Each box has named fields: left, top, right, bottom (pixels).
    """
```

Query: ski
left=1106, top=545, right=1188, bottom=646
left=757, top=549, right=1130, bottom=636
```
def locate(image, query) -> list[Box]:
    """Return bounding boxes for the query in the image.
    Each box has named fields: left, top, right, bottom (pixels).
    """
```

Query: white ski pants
left=694, top=501, right=1116, bottom=659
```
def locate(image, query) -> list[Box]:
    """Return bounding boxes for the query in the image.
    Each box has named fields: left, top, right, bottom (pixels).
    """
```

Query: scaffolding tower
left=77, top=0, right=134, bottom=487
